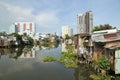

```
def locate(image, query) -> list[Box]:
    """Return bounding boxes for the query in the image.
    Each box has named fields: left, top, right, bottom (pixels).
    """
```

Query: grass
left=43, top=56, right=56, bottom=62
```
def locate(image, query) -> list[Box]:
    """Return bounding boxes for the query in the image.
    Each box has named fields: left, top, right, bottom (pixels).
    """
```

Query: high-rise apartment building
left=77, top=11, right=93, bottom=34
left=15, top=22, right=36, bottom=35
left=9, top=22, right=36, bottom=36
left=62, top=26, right=73, bottom=39
left=9, top=24, right=18, bottom=33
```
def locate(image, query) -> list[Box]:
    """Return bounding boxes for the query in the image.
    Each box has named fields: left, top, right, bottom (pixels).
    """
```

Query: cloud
left=36, top=12, right=59, bottom=27
left=0, top=1, right=59, bottom=32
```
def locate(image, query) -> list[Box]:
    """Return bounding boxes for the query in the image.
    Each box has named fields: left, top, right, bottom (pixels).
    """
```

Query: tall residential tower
left=9, top=22, right=36, bottom=37
left=15, top=22, right=36, bottom=35
left=77, top=11, right=93, bottom=34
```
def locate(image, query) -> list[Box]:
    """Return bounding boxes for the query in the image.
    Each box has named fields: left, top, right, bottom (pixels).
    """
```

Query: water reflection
left=43, top=43, right=59, bottom=48
left=0, top=48, right=23, bottom=59
left=74, top=64, right=95, bottom=80
left=61, top=42, right=67, bottom=52
left=0, top=43, right=60, bottom=60
left=0, top=43, right=95, bottom=80
left=19, top=46, right=35, bottom=58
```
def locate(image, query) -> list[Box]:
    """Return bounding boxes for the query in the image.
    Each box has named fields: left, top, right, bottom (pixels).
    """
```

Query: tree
left=10, top=32, right=34, bottom=45
left=10, top=33, right=23, bottom=45
left=10, top=33, right=22, bottom=40
left=65, top=34, right=71, bottom=39
left=0, top=31, right=7, bottom=36
left=92, top=24, right=116, bottom=32
left=23, top=33, right=27, bottom=36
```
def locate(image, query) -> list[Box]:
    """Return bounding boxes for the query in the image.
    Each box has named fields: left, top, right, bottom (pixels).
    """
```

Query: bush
left=97, top=56, right=110, bottom=70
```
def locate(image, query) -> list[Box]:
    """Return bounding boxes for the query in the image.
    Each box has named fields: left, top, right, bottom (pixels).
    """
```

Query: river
left=0, top=44, right=95, bottom=80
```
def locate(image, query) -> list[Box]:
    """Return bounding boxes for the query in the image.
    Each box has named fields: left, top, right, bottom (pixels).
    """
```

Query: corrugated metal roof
left=93, top=29, right=117, bottom=34
left=92, top=32, right=120, bottom=42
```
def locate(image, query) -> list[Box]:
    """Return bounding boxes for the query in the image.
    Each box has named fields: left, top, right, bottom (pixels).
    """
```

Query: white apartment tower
left=9, top=24, right=18, bottom=33
left=62, top=26, right=73, bottom=39
left=77, top=11, right=93, bottom=34
left=10, top=22, right=36, bottom=37
left=77, top=14, right=85, bottom=34
left=10, top=22, right=36, bottom=35
left=15, top=22, right=35, bottom=35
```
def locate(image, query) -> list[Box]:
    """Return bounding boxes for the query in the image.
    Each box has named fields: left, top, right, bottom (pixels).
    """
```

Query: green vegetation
left=93, top=55, right=110, bottom=70
left=0, top=31, right=7, bottom=36
left=91, top=56, right=110, bottom=80
left=43, top=45, right=78, bottom=68
left=65, top=34, right=72, bottom=39
left=115, top=76, right=120, bottom=80
left=10, top=32, right=22, bottom=40
left=10, top=32, right=34, bottom=45
left=92, top=24, right=116, bottom=32
left=90, top=73, right=111, bottom=80
left=43, top=56, right=56, bottom=62
left=97, top=56, right=110, bottom=70
left=93, top=60, right=99, bottom=67
left=46, top=42, right=55, bottom=45
left=27, top=36, right=34, bottom=45
left=66, top=45, right=74, bottom=53
left=58, top=45, right=78, bottom=68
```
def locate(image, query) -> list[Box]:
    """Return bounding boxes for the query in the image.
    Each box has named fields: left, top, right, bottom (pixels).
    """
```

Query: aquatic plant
left=43, top=56, right=56, bottom=62
left=58, top=45, right=78, bottom=68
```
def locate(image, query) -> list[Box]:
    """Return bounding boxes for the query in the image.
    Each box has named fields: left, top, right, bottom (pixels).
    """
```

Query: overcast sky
left=0, top=0, right=120, bottom=35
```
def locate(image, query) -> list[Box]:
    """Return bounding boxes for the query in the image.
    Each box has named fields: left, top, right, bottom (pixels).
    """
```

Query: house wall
left=3, top=40, right=10, bottom=47
left=93, top=42, right=105, bottom=61
left=73, top=35, right=78, bottom=49
left=0, top=40, right=4, bottom=47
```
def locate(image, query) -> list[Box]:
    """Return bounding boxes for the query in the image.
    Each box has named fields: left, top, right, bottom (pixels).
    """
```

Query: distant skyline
left=0, top=0, right=120, bottom=35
